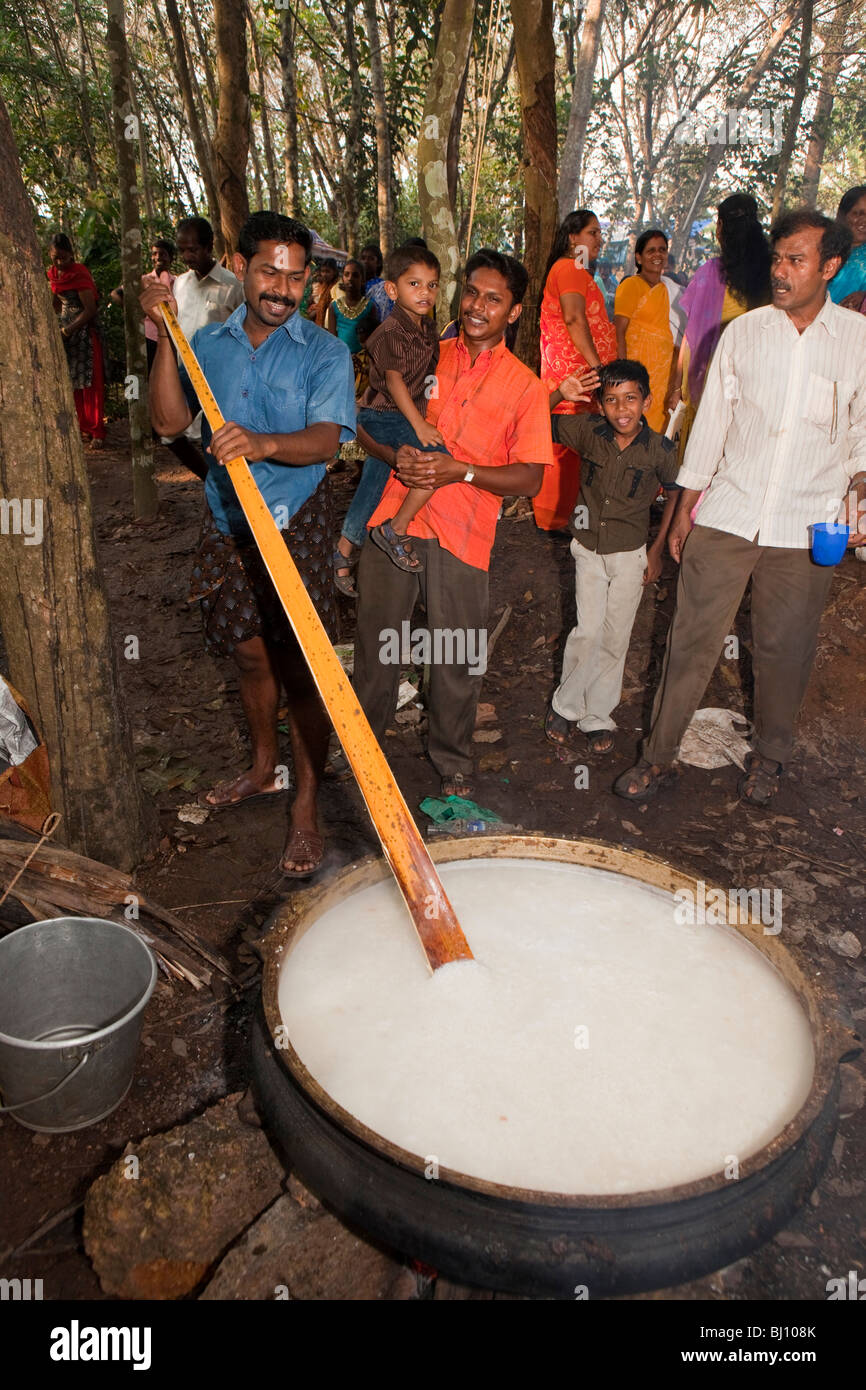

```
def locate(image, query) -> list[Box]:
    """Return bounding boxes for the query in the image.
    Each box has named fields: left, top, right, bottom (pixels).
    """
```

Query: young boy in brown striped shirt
left=357, top=244, right=448, bottom=574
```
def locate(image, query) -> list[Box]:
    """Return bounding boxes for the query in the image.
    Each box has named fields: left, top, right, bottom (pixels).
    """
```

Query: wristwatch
left=462, top=465, right=476, bottom=484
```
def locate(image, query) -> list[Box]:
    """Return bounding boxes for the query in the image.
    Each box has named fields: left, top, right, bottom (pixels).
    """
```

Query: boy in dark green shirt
left=545, top=360, right=680, bottom=753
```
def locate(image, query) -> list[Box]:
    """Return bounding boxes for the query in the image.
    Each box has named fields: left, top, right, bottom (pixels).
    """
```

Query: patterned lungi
left=188, top=476, right=338, bottom=658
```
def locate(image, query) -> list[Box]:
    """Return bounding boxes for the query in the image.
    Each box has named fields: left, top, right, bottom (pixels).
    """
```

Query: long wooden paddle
left=159, top=302, right=473, bottom=971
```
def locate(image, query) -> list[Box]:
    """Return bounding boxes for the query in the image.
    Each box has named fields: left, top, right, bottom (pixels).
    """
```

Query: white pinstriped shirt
left=679, top=295, right=866, bottom=548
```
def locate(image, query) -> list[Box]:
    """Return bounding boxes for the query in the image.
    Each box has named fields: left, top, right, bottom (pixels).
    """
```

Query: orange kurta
left=535, top=258, right=617, bottom=530
left=369, top=336, right=553, bottom=572
left=614, top=275, right=674, bottom=432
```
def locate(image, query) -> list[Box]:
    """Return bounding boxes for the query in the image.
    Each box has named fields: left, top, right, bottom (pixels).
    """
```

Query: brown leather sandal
left=613, top=758, right=677, bottom=802
left=279, top=827, right=325, bottom=878
left=738, top=752, right=783, bottom=806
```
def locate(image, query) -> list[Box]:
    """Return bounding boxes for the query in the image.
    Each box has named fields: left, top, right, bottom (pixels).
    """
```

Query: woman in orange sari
left=614, top=229, right=673, bottom=432
left=534, top=210, right=617, bottom=531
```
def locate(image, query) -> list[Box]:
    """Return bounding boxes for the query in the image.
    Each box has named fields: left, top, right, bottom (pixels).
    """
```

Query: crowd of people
left=45, top=184, right=866, bottom=877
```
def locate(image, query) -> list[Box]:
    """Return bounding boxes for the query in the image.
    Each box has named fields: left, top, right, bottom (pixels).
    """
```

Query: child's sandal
left=370, top=521, right=424, bottom=573
left=333, top=546, right=359, bottom=598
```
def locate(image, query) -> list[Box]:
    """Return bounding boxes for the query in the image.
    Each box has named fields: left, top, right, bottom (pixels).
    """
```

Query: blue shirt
left=366, top=277, right=393, bottom=323
left=180, top=303, right=356, bottom=539
left=829, top=243, right=866, bottom=304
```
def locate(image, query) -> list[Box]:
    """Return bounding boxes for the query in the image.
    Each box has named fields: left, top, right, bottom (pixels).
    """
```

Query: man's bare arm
left=393, top=448, right=543, bottom=499
left=207, top=421, right=341, bottom=466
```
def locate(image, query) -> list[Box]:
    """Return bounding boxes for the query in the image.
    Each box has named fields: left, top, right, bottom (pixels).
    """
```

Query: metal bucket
left=0, top=917, right=157, bottom=1133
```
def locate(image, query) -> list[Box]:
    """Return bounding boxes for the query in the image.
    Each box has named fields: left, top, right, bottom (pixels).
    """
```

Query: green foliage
left=2, top=0, right=863, bottom=337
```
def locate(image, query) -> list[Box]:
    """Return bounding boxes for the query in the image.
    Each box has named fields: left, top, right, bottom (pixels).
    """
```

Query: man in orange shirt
left=353, top=249, right=554, bottom=797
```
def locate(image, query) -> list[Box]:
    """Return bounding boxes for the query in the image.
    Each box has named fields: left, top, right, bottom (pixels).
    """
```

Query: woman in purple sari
left=666, top=194, right=771, bottom=458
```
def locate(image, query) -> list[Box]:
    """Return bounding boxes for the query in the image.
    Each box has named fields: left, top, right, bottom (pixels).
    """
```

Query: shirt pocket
left=803, top=372, right=847, bottom=434
left=251, top=381, right=306, bottom=436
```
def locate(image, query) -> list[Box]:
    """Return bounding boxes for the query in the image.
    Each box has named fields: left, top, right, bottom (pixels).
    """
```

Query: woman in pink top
left=111, top=239, right=176, bottom=372
left=534, top=210, right=617, bottom=531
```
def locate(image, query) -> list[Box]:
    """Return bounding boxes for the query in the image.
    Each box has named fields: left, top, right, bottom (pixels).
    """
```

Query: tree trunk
left=558, top=0, right=606, bottom=216
left=801, top=2, right=849, bottom=207
left=186, top=0, right=219, bottom=115
left=417, top=0, right=476, bottom=326
left=671, top=0, right=800, bottom=262
left=136, top=65, right=199, bottom=212
left=247, top=2, right=279, bottom=210
left=162, top=0, right=224, bottom=253
left=106, top=0, right=157, bottom=523
left=249, top=114, right=264, bottom=208
left=213, top=0, right=251, bottom=254
left=278, top=5, right=300, bottom=213
left=129, top=76, right=157, bottom=228
left=512, top=0, right=558, bottom=371
left=0, top=91, right=156, bottom=870
left=362, top=0, right=394, bottom=257
left=771, top=0, right=814, bottom=220
left=342, top=1, right=365, bottom=256
left=446, top=39, right=471, bottom=221
left=300, top=112, right=340, bottom=227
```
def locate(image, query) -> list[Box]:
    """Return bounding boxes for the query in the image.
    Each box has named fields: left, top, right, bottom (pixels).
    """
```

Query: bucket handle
left=0, top=1050, right=90, bottom=1115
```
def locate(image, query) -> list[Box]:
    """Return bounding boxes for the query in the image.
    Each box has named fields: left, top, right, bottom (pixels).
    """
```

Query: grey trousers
left=644, top=526, right=835, bottom=767
left=353, top=535, right=489, bottom=777
left=552, top=539, right=647, bottom=732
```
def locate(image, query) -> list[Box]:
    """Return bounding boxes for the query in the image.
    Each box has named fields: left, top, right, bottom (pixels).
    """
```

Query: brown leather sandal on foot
left=279, top=828, right=325, bottom=878
left=370, top=521, right=424, bottom=572
left=738, top=752, right=783, bottom=806
left=612, top=758, right=676, bottom=802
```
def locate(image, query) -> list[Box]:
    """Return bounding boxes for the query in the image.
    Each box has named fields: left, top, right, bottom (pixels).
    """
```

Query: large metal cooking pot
left=251, top=836, right=857, bottom=1298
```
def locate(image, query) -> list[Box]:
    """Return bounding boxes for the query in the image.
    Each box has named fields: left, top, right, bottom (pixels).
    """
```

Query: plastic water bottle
left=425, top=819, right=518, bottom=838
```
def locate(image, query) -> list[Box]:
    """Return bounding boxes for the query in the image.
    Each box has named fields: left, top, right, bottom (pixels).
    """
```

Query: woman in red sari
left=47, top=233, right=106, bottom=448
left=534, top=210, right=617, bottom=530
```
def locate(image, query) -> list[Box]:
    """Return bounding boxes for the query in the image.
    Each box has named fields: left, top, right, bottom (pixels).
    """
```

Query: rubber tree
left=343, top=0, right=365, bottom=255
left=558, top=0, right=606, bottom=217
left=512, top=0, right=558, bottom=371
left=247, top=2, right=280, bottom=210
left=0, top=92, right=156, bottom=870
left=801, top=1, right=851, bottom=208
left=670, top=0, right=800, bottom=263
left=213, top=0, right=251, bottom=253
left=278, top=4, right=300, bottom=213
left=362, top=0, right=394, bottom=258
left=162, top=0, right=223, bottom=254
left=771, top=0, right=814, bottom=220
left=107, top=0, right=157, bottom=523
left=417, top=0, right=476, bottom=326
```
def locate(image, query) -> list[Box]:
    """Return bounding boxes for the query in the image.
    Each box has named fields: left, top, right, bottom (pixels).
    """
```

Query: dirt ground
left=1, top=426, right=864, bottom=1301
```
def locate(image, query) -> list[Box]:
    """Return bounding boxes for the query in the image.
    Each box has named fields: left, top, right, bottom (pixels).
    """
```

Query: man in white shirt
left=163, top=217, right=244, bottom=478
left=615, top=209, right=866, bottom=806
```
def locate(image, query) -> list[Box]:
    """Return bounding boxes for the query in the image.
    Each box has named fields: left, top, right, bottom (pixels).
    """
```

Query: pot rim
left=261, top=834, right=851, bottom=1209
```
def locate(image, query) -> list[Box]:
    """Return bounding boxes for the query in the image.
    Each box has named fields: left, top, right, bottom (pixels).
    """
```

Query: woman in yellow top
left=665, top=194, right=771, bottom=460
left=613, top=229, right=673, bottom=432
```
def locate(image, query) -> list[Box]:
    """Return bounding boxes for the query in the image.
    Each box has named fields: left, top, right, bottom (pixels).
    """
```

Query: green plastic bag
left=418, top=795, right=503, bottom=824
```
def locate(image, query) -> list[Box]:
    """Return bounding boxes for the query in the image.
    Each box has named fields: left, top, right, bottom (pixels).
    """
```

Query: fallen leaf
left=826, top=1177, right=866, bottom=1197
left=395, top=706, right=422, bottom=725
left=472, top=729, right=502, bottom=743
left=773, top=1231, right=814, bottom=1249
left=171, top=1037, right=189, bottom=1058
left=478, top=752, right=507, bottom=772
left=474, top=703, right=497, bottom=725
left=523, top=590, right=533, bottom=602
left=828, top=931, right=862, bottom=959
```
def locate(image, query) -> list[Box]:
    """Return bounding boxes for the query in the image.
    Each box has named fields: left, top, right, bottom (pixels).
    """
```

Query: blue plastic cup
left=810, top=522, right=849, bottom=566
